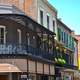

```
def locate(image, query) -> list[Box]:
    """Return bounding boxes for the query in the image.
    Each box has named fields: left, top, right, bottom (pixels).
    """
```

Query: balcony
left=55, top=63, right=78, bottom=70
left=0, top=44, right=54, bottom=61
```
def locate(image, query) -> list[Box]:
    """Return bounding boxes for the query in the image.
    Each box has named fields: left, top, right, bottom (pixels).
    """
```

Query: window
left=64, top=32, right=68, bottom=46
left=47, top=15, right=49, bottom=29
left=17, top=29, right=21, bottom=44
left=0, top=26, right=5, bottom=44
left=53, top=20, right=55, bottom=32
left=40, top=10, right=43, bottom=25
left=57, top=28, right=61, bottom=42
left=61, top=30, right=64, bottom=42
left=27, top=33, right=30, bottom=46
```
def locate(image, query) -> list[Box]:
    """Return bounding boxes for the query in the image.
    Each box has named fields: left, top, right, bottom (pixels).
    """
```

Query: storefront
left=55, top=65, right=78, bottom=80
left=62, top=70, right=74, bottom=80
left=0, top=58, right=55, bottom=80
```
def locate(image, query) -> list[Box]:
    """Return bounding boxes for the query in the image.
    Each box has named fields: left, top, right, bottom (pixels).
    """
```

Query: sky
left=48, top=0, right=80, bottom=35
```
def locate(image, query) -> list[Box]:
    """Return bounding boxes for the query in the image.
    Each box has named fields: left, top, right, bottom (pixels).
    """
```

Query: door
left=41, top=75, right=49, bottom=80
left=0, top=75, right=8, bottom=80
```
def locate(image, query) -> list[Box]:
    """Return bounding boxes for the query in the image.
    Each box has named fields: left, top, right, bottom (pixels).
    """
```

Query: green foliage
left=55, top=57, right=66, bottom=64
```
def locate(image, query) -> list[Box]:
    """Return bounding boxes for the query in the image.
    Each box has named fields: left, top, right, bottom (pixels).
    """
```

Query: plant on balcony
left=55, top=57, right=66, bottom=64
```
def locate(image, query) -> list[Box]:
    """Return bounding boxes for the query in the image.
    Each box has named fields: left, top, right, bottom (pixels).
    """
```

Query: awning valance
left=0, top=63, right=21, bottom=73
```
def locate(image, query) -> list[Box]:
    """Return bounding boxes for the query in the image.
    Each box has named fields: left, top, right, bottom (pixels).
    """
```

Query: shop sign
left=21, top=75, right=32, bottom=80
left=63, top=75, right=72, bottom=80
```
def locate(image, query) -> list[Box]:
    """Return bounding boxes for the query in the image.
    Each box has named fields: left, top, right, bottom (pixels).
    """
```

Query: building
left=0, top=0, right=57, bottom=32
left=54, top=19, right=78, bottom=80
left=74, top=38, right=80, bottom=80
left=75, top=35, right=80, bottom=69
left=0, top=0, right=79, bottom=80
left=74, top=35, right=80, bottom=80
left=0, top=0, right=57, bottom=80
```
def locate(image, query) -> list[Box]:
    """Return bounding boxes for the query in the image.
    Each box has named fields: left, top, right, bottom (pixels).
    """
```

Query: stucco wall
left=37, top=0, right=57, bottom=33
left=0, top=58, right=55, bottom=75
left=75, top=36, right=80, bottom=69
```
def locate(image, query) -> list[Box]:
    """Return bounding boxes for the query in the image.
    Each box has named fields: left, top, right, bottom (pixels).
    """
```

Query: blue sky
left=48, top=0, right=80, bottom=34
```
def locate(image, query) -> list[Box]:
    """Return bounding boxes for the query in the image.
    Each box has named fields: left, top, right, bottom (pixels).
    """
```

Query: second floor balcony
left=0, top=44, right=54, bottom=61
left=0, top=14, right=56, bottom=62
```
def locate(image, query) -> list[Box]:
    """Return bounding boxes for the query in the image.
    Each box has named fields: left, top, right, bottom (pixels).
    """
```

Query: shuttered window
left=57, top=28, right=61, bottom=42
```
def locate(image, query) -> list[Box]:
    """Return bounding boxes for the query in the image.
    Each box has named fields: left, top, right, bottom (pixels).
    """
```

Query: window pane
left=0, top=28, right=4, bottom=44
left=53, top=20, right=55, bottom=32
left=40, top=10, right=43, bottom=25
left=58, top=28, right=61, bottom=41
left=47, top=15, right=49, bottom=29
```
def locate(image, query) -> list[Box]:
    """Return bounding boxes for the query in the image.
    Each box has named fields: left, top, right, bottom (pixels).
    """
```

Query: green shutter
left=58, top=28, right=61, bottom=41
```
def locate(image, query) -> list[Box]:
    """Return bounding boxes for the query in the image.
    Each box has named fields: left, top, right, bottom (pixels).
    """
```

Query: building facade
left=0, top=14, right=56, bottom=80
left=0, top=0, right=57, bottom=33
left=0, top=0, right=57, bottom=80
left=54, top=19, right=78, bottom=80
left=75, top=35, right=80, bottom=69
left=0, top=0, right=79, bottom=80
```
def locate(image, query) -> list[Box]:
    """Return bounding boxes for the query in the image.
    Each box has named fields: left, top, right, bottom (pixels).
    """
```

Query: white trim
left=17, top=29, right=21, bottom=44
left=46, top=13, right=50, bottom=29
left=39, top=7, right=44, bottom=12
left=0, top=25, right=6, bottom=44
left=47, top=13, right=50, bottom=16
left=52, top=19, right=56, bottom=32
left=38, top=7, right=44, bottom=24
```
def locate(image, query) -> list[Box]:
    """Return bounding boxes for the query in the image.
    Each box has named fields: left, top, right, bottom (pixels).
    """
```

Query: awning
left=0, top=63, right=21, bottom=73
left=63, top=69, right=76, bottom=72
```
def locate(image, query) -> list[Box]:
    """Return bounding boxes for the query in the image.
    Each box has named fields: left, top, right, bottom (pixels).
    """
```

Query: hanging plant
left=55, top=57, right=66, bottom=64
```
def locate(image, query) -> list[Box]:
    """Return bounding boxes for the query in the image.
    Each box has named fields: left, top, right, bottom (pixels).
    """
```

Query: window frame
left=0, top=25, right=6, bottom=44
left=40, top=9, right=44, bottom=25
left=17, top=29, right=22, bottom=44
left=52, top=20, right=55, bottom=32
left=47, top=14, right=50, bottom=29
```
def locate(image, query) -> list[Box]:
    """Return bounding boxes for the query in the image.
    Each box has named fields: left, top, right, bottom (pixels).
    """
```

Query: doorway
left=0, top=75, right=8, bottom=80
left=41, top=75, right=49, bottom=80
left=36, top=75, right=49, bottom=80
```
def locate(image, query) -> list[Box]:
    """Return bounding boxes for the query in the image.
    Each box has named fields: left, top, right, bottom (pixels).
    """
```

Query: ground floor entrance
left=0, top=59, right=55, bottom=80
left=36, top=75, right=49, bottom=80
left=0, top=73, right=55, bottom=80
left=0, top=75, right=8, bottom=80
left=41, top=75, right=49, bottom=80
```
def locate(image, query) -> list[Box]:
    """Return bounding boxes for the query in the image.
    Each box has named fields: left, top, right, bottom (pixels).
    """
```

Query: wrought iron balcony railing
left=55, top=62, right=78, bottom=70
left=0, top=44, right=53, bottom=60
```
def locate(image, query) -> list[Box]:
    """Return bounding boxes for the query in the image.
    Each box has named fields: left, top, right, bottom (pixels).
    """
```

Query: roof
left=0, top=14, right=56, bottom=35
left=57, top=19, right=72, bottom=32
left=74, top=37, right=78, bottom=42
left=23, top=13, right=56, bottom=35
left=43, top=0, right=57, bottom=13
left=75, top=35, right=80, bottom=37
left=75, top=35, right=80, bottom=41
